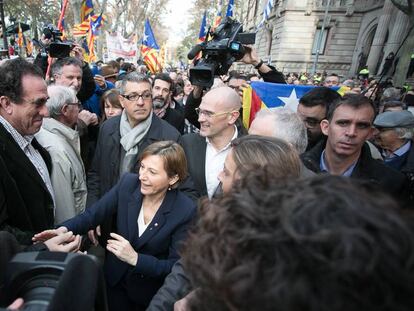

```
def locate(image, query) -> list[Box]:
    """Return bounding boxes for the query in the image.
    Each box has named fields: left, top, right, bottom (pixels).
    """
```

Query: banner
left=105, top=31, right=137, bottom=63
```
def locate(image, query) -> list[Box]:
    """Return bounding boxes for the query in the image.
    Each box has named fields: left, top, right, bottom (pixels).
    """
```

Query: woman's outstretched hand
left=32, top=226, right=68, bottom=242
left=107, top=232, right=138, bottom=266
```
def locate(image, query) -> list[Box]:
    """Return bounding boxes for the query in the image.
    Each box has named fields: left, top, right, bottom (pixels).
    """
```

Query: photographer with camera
left=185, top=44, right=285, bottom=130
left=34, top=25, right=96, bottom=104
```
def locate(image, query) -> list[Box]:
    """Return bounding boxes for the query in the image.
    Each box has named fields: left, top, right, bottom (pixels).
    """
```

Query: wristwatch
left=254, top=60, right=264, bottom=70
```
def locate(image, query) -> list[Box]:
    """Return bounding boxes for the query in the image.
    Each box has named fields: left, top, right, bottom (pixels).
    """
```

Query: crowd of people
left=0, top=42, right=413, bottom=311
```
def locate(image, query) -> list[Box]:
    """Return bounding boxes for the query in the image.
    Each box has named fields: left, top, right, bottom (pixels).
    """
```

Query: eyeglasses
left=120, top=92, right=152, bottom=102
left=195, top=108, right=238, bottom=118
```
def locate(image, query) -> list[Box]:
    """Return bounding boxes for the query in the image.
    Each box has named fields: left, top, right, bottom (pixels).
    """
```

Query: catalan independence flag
left=141, top=19, right=162, bottom=74
left=198, top=11, right=207, bottom=43
left=213, top=0, right=223, bottom=29
left=58, top=0, right=69, bottom=38
left=86, top=13, right=103, bottom=62
left=80, top=0, right=94, bottom=22
left=226, top=0, right=234, bottom=17
left=243, top=82, right=345, bottom=129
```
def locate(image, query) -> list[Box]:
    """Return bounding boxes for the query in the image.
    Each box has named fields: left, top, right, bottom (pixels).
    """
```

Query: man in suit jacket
left=0, top=58, right=55, bottom=245
left=181, top=86, right=242, bottom=198
left=87, top=72, right=183, bottom=244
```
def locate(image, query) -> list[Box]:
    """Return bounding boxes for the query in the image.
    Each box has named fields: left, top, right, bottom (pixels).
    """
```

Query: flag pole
left=311, top=0, right=330, bottom=75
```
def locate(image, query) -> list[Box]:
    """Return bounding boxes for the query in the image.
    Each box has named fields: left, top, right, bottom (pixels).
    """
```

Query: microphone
left=187, top=44, right=204, bottom=60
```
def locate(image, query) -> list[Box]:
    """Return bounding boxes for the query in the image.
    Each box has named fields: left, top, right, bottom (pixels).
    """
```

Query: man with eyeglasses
left=0, top=58, right=55, bottom=245
left=152, top=73, right=185, bottom=133
left=297, top=87, right=341, bottom=151
left=181, top=86, right=242, bottom=198
left=35, top=85, right=87, bottom=224
left=86, top=72, right=182, bottom=245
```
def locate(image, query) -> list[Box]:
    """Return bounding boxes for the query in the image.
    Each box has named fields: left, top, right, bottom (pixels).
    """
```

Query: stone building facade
left=236, top=0, right=410, bottom=79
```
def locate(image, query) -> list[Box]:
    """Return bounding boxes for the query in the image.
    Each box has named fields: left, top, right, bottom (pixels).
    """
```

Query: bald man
left=181, top=86, right=242, bottom=198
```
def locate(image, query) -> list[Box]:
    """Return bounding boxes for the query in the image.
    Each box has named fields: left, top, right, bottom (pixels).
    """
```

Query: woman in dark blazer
left=35, top=141, right=197, bottom=311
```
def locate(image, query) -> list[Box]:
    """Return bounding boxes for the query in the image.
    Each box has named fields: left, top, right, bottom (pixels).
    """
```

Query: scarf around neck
left=119, top=110, right=153, bottom=174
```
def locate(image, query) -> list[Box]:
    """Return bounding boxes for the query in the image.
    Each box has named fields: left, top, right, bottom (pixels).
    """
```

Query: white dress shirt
left=205, top=126, right=238, bottom=199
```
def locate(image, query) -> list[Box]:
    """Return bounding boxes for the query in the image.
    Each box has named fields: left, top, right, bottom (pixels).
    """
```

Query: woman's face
left=104, top=100, right=123, bottom=119
left=183, top=80, right=193, bottom=96
left=139, top=155, right=176, bottom=197
left=218, top=149, right=238, bottom=194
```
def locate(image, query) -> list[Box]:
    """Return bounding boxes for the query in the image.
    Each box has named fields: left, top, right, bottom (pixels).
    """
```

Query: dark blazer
left=87, top=113, right=181, bottom=207
left=163, top=107, right=185, bottom=134
left=301, top=141, right=410, bottom=206
left=181, top=131, right=244, bottom=197
left=62, top=173, right=197, bottom=308
left=181, top=134, right=208, bottom=196
left=0, top=124, right=54, bottom=245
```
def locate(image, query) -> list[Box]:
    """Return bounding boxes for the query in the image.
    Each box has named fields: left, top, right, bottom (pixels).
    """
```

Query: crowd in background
left=0, top=42, right=414, bottom=311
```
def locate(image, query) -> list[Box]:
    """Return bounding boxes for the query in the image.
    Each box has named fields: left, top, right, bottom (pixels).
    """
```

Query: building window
left=312, top=28, right=329, bottom=55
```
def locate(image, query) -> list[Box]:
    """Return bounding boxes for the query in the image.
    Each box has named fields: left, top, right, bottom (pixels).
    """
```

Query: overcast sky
left=163, top=0, right=194, bottom=45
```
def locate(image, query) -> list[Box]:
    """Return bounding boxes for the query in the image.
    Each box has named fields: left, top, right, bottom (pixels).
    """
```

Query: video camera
left=187, top=17, right=256, bottom=88
left=2, top=252, right=107, bottom=311
left=38, top=24, right=73, bottom=58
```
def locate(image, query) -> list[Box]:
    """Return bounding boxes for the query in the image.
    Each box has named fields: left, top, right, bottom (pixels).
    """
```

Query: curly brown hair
left=182, top=173, right=414, bottom=311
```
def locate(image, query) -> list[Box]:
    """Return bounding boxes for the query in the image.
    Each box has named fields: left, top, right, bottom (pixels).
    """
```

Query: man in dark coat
left=152, top=73, right=185, bottom=134
left=301, top=94, right=409, bottom=206
left=181, top=86, right=242, bottom=198
left=373, top=110, right=414, bottom=205
left=0, top=58, right=55, bottom=245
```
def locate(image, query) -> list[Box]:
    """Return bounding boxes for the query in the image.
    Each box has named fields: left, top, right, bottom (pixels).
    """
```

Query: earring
left=168, top=186, right=172, bottom=191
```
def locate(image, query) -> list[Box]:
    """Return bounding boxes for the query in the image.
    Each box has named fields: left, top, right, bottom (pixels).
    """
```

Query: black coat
left=301, top=141, right=410, bottom=207
left=0, top=124, right=54, bottom=245
left=181, top=134, right=208, bottom=196
left=163, top=107, right=185, bottom=134
left=181, top=130, right=244, bottom=197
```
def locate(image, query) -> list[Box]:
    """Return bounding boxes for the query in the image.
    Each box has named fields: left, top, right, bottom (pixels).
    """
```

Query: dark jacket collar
left=127, top=184, right=177, bottom=249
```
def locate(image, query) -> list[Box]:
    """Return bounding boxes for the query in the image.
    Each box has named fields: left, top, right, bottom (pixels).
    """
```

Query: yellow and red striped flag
left=80, top=0, right=94, bottom=22
left=141, top=19, right=162, bottom=73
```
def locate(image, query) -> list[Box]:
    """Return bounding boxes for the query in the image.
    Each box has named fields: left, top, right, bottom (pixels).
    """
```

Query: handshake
left=32, top=226, right=81, bottom=253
